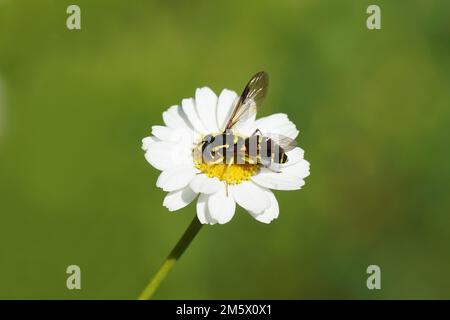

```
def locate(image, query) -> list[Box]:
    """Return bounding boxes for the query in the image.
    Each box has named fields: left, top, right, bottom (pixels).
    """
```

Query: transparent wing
left=225, top=71, right=269, bottom=130
left=265, top=133, right=297, bottom=152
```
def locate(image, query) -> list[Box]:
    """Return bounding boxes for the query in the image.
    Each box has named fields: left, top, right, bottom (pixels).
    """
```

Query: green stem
left=138, top=215, right=203, bottom=300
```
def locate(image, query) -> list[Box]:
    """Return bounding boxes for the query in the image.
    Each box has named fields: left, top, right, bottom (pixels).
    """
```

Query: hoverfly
left=194, top=71, right=297, bottom=183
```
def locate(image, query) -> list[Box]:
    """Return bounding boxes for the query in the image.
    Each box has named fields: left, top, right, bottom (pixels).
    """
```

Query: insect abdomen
left=258, top=138, right=288, bottom=164
left=276, top=148, right=288, bottom=164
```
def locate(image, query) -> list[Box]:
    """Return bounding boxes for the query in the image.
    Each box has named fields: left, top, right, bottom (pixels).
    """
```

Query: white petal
left=252, top=113, right=299, bottom=139
left=189, top=174, right=223, bottom=194
left=248, top=189, right=279, bottom=224
left=182, top=98, right=208, bottom=135
left=274, top=123, right=299, bottom=139
left=196, top=193, right=217, bottom=225
left=207, top=184, right=236, bottom=224
left=195, top=87, right=219, bottom=133
left=156, top=165, right=197, bottom=192
left=162, top=105, right=192, bottom=131
left=251, top=168, right=305, bottom=190
left=281, top=159, right=310, bottom=179
left=281, top=147, right=304, bottom=167
left=255, top=113, right=289, bottom=129
left=163, top=187, right=197, bottom=212
left=141, top=136, right=159, bottom=151
left=144, top=141, right=174, bottom=170
left=151, top=125, right=183, bottom=142
left=216, top=89, right=238, bottom=130
left=233, top=181, right=270, bottom=213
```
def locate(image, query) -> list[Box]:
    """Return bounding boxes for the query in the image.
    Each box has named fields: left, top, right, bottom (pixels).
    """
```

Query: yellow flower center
left=195, top=162, right=259, bottom=185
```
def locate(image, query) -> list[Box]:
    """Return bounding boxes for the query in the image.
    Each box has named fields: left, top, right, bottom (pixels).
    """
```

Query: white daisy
left=142, top=74, right=310, bottom=225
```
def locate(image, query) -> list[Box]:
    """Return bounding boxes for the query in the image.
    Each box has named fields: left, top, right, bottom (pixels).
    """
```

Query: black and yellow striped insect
left=194, top=71, right=297, bottom=171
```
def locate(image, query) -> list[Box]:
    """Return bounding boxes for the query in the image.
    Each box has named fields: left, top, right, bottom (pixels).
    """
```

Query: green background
left=0, top=0, right=449, bottom=299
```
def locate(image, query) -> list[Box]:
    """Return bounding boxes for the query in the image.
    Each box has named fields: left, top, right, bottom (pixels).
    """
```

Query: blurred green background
left=1, top=0, right=449, bottom=299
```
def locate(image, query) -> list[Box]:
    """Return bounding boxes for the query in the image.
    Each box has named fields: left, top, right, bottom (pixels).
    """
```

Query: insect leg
left=222, top=157, right=234, bottom=197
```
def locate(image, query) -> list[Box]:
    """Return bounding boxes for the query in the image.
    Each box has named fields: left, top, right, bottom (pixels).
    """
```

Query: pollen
left=195, top=162, right=259, bottom=185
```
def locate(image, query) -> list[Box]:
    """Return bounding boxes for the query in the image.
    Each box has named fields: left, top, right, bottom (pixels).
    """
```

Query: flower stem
left=138, top=215, right=203, bottom=300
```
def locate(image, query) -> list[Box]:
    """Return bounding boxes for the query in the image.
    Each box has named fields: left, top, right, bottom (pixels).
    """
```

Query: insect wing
left=265, top=133, right=297, bottom=152
left=225, top=71, right=269, bottom=130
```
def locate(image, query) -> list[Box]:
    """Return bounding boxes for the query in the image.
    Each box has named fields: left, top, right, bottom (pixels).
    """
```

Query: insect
left=194, top=71, right=297, bottom=176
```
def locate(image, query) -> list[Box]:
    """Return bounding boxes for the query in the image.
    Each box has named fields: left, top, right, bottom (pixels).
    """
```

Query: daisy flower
left=142, top=72, right=310, bottom=225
